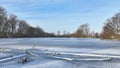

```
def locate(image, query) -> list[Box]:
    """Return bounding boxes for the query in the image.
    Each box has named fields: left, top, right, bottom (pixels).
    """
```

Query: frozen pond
left=0, top=38, right=120, bottom=68
left=0, top=38, right=120, bottom=53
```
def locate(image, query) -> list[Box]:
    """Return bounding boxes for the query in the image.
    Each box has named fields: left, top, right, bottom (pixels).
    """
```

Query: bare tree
left=73, top=23, right=90, bottom=37
left=17, top=20, right=30, bottom=35
left=0, top=7, right=7, bottom=32
left=101, top=12, right=120, bottom=39
left=57, top=30, right=60, bottom=36
left=8, top=14, right=18, bottom=34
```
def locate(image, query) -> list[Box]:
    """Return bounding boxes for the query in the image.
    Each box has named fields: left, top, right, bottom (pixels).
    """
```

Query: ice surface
left=0, top=38, right=120, bottom=68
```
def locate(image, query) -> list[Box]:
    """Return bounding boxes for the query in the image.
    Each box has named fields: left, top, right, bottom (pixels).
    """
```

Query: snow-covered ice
left=0, top=38, right=120, bottom=68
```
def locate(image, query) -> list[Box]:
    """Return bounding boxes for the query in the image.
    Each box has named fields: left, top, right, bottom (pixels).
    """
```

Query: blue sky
left=0, top=0, right=120, bottom=34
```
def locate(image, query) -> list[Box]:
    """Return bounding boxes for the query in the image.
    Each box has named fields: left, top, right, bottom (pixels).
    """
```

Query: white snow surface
left=0, top=38, right=120, bottom=68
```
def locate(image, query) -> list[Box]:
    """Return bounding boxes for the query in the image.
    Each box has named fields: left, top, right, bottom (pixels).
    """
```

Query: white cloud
left=0, top=0, right=69, bottom=14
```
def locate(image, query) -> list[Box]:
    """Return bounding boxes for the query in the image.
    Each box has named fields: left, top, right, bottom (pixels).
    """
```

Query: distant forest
left=0, top=6, right=120, bottom=40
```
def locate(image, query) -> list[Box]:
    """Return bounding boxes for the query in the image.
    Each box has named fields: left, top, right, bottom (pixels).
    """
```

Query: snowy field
left=0, top=38, right=120, bottom=68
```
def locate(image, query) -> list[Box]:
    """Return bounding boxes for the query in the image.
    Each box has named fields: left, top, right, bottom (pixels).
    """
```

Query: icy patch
left=22, top=60, right=72, bottom=68
left=53, top=56, right=111, bottom=61
left=90, top=47, right=120, bottom=55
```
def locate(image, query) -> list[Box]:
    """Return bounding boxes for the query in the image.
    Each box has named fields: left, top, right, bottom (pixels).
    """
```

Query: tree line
left=72, top=12, right=120, bottom=40
left=0, top=6, right=120, bottom=40
left=0, top=6, right=55, bottom=38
